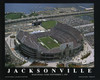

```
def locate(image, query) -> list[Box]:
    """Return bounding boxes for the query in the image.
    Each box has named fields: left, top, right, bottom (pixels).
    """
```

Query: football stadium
left=14, top=21, right=83, bottom=60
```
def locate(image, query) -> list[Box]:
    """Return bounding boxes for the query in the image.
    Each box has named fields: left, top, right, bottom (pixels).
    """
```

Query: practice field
left=38, top=36, right=60, bottom=49
left=41, top=20, right=57, bottom=29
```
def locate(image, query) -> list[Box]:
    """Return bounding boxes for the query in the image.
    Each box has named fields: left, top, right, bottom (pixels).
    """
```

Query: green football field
left=38, top=36, right=60, bottom=49
left=41, top=20, right=57, bottom=29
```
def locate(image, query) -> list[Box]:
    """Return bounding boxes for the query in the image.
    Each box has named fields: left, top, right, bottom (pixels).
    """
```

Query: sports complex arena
left=14, top=20, right=83, bottom=60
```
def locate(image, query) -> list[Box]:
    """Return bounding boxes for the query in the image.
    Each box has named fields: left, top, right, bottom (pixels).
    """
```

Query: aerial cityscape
left=5, top=3, right=94, bottom=68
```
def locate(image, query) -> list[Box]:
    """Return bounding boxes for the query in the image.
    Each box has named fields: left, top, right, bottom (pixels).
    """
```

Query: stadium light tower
left=12, top=25, right=17, bottom=36
left=16, top=26, right=21, bottom=36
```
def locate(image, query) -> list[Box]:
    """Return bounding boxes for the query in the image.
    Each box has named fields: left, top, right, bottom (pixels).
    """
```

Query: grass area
left=68, top=64, right=81, bottom=68
left=91, top=20, right=94, bottom=23
left=19, top=61, right=26, bottom=66
left=41, top=20, right=57, bottom=29
left=30, top=62, right=48, bottom=66
left=5, top=13, right=26, bottom=20
left=10, top=35, right=15, bottom=38
left=38, top=36, right=60, bottom=49
left=81, top=52, right=91, bottom=60
left=5, top=63, right=15, bottom=67
left=29, top=12, right=39, bottom=17
left=57, top=63, right=64, bottom=67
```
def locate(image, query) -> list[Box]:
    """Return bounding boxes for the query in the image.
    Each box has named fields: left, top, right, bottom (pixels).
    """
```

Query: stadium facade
left=14, top=22, right=83, bottom=60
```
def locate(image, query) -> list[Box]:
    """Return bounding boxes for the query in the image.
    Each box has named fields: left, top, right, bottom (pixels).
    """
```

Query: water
left=5, top=3, right=93, bottom=14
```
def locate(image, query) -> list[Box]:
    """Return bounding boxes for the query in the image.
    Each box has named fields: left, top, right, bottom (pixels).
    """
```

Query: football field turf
left=41, top=20, right=57, bottom=29
left=38, top=36, right=60, bottom=49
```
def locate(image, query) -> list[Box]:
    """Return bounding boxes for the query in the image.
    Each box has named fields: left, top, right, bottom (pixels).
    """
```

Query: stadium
left=14, top=21, right=83, bottom=60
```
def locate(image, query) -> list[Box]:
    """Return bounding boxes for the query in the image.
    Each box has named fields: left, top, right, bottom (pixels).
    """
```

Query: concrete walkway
left=47, top=62, right=59, bottom=67
left=22, top=58, right=34, bottom=67
left=70, top=41, right=94, bottom=65
left=5, top=34, right=28, bottom=62
left=84, top=32, right=94, bottom=36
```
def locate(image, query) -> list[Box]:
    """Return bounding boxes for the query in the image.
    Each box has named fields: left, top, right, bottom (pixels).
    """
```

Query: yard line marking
left=49, top=36, right=60, bottom=46
left=38, top=38, right=50, bottom=49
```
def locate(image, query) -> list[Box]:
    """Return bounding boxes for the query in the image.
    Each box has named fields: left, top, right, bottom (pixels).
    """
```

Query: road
left=74, top=23, right=94, bottom=28
left=5, top=10, right=94, bottom=24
